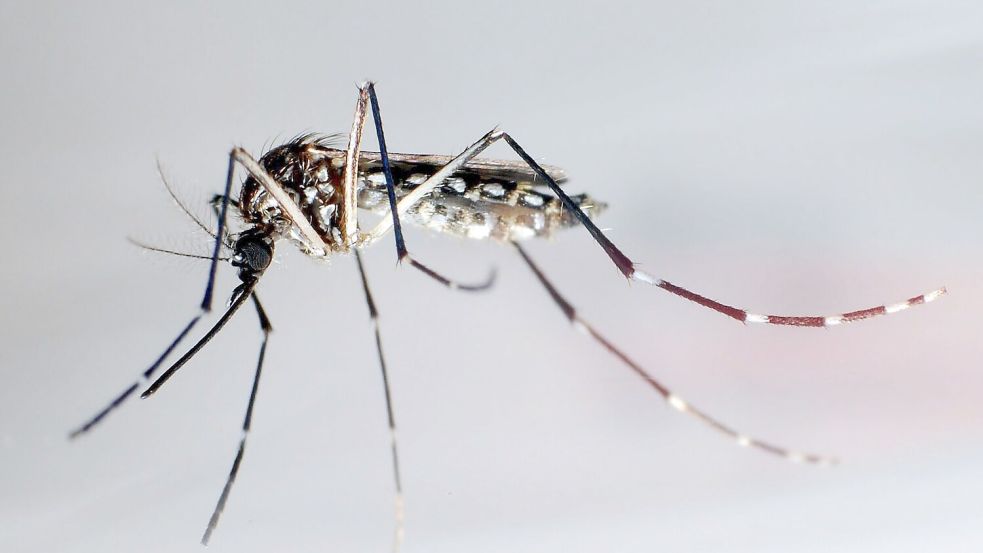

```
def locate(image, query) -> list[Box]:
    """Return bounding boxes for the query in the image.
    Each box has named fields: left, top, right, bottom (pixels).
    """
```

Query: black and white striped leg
left=354, top=248, right=405, bottom=551
left=496, top=133, right=946, bottom=327
left=140, top=144, right=306, bottom=397
left=513, top=242, right=836, bottom=465
left=68, top=316, right=202, bottom=438
left=201, top=292, right=272, bottom=545
left=364, top=82, right=495, bottom=292
left=68, top=154, right=240, bottom=438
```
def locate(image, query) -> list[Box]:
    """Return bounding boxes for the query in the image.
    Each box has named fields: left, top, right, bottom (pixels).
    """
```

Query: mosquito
left=69, top=82, right=947, bottom=548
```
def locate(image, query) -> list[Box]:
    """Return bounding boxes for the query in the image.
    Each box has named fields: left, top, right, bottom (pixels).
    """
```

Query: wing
left=309, top=145, right=567, bottom=185
left=358, top=151, right=568, bottom=185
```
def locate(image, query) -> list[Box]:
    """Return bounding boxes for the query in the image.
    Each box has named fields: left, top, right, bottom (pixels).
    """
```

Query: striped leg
left=139, top=142, right=320, bottom=397
left=495, top=133, right=946, bottom=327
left=354, top=249, right=405, bottom=552
left=68, top=152, right=242, bottom=438
left=366, top=125, right=943, bottom=326
left=67, top=316, right=202, bottom=438
left=636, top=275, right=946, bottom=327
left=515, top=242, right=836, bottom=465
left=201, top=292, right=273, bottom=545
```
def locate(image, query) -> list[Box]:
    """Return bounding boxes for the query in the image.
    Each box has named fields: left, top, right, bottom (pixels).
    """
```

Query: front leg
left=338, top=84, right=370, bottom=247
left=231, top=147, right=330, bottom=256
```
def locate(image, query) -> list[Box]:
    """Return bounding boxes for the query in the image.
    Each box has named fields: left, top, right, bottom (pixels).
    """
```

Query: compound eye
left=234, top=235, right=273, bottom=274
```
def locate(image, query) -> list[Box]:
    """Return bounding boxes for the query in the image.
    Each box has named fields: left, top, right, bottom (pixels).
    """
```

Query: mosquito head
left=231, top=228, right=274, bottom=282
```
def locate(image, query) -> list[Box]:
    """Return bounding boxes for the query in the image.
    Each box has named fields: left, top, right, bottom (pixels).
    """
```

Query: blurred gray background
left=1, top=1, right=981, bottom=552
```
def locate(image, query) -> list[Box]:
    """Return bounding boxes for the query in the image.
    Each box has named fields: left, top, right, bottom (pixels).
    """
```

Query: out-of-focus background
left=1, top=2, right=981, bottom=552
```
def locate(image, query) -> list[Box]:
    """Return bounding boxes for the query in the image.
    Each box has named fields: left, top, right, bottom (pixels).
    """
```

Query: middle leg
left=513, top=241, right=835, bottom=465
left=354, top=248, right=406, bottom=552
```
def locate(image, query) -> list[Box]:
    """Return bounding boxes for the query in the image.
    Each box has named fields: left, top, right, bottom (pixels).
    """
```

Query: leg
left=359, top=83, right=495, bottom=291
left=513, top=242, right=835, bottom=465
left=201, top=292, right=273, bottom=545
left=68, top=152, right=241, bottom=438
left=141, top=145, right=322, bottom=397
left=354, top=249, right=405, bottom=552
left=367, top=124, right=943, bottom=326
left=497, top=133, right=947, bottom=326
left=338, top=85, right=370, bottom=246
left=141, top=279, right=258, bottom=398
left=231, top=147, right=330, bottom=255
